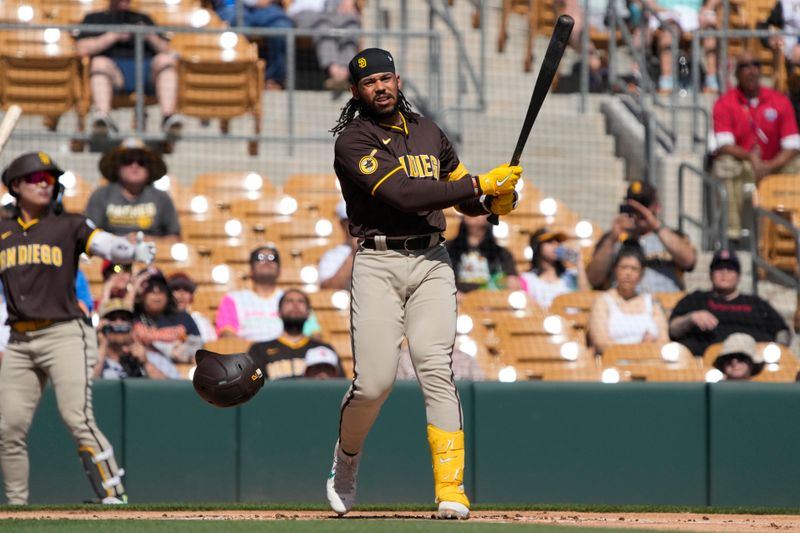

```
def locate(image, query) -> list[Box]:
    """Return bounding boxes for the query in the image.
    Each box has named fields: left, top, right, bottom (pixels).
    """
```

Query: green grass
left=0, top=520, right=685, bottom=533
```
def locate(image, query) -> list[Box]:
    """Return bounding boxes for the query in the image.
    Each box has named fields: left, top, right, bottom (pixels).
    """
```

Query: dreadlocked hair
left=330, top=90, right=419, bottom=136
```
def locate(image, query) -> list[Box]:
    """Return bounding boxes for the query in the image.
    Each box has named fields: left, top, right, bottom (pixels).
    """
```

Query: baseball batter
left=0, top=152, right=155, bottom=505
left=325, top=48, right=522, bottom=519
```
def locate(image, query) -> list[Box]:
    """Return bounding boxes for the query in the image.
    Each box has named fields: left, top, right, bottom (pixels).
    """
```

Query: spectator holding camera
left=587, top=180, right=696, bottom=293
left=520, top=227, right=588, bottom=309
left=94, top=298, right=166, bottom=379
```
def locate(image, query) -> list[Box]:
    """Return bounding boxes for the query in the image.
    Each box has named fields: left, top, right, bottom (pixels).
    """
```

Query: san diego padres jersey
left=334, top=113, right=477, bottom=237
left=0, top=213, right=98, bottom=323
left=248, top=336, right=342, bottom=380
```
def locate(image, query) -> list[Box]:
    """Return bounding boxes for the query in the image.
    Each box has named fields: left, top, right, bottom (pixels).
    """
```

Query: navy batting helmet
left=193, top=350, right=265, bottom=408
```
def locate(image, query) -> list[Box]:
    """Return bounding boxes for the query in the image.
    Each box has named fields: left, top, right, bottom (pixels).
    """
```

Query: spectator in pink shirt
left=216, top=244, right=319, bottom=341
left=711, top=50, right=800, bottom=240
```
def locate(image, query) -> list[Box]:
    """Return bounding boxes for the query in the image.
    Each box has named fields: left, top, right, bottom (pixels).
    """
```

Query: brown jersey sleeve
left=335, top=128, right=477, bottom=212
left=73, top=216, right=101, bottom=256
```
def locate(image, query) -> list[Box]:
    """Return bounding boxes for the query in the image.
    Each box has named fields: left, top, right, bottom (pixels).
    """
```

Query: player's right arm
left=85, top=223, right=156, bottom=265
left=334, top=132, right=520, bottom=212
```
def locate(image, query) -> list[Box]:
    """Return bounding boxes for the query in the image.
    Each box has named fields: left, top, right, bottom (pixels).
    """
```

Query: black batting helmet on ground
left=192, top=350, right=265, bottom=408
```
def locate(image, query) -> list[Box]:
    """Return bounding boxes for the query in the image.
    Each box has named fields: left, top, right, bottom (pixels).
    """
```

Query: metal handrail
left=678, top=162, right=728, bottom=251
left=749, top=207, right=800, bottom=294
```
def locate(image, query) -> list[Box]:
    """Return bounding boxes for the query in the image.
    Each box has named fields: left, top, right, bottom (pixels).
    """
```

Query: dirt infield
left=0, top=509, right=797, bottom=531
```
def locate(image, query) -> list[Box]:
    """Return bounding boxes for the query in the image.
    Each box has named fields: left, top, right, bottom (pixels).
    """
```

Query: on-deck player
left=325, top=48, right=523, bottom=519
left=0, top=152, right=155, bottom=504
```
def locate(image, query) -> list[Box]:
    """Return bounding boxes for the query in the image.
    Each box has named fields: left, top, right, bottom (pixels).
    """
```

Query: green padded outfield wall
left=472, top=382, right=708, bottom=505
left=709, top=383, right=800, bottom=507
left=4, top=380, right=800, bottom=506
left=123, top=380, right=239, bottom=502
left=238, top=380, right=474, bottom=504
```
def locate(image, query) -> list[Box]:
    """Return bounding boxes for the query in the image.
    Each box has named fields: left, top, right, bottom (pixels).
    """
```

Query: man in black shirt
left=248, top=289, right=342, bottom=380
left=669, top=249, right=791, bottom=356
left=76, top=0, right=181, bottom=136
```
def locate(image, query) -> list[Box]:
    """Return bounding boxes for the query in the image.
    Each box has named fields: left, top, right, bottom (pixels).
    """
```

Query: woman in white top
left=520, top=227, right=588, bottom=309
left=588, top=243, right=668, bottom=353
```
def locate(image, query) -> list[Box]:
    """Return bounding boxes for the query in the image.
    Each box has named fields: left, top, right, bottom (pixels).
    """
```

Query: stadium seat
left=203, top=336, right=252, bottom=355
left=497, top=0, right=539, bottom=72
left=754, top=174, right=799, bottom=275
left=171, top=32, right=264, bottom=155
left=281, top=174, right=342, bottom=197
left=191, top=171, right=278, bottom=205
left=0, top=29, right=87, bottom=136
left=550, top=290, right=601, bottom=331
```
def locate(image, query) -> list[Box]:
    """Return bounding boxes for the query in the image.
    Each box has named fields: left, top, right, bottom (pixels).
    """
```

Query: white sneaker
left=437, top=500, right=470, bottom=519
left=101, top=495, right=128, bottom=504
left=325, top=441, right=360, bottom=516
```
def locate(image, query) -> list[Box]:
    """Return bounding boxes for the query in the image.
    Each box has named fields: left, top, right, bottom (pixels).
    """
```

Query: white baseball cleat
left=326, top=441, right=360, bottom=516
left=437, top=500, right=470, bottom=519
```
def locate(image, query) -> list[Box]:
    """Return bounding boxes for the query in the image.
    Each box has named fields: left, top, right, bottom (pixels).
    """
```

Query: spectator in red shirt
left=711, top=51, right=800, bottom=240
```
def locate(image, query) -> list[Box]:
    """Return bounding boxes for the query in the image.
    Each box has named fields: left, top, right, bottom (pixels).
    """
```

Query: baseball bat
left=488, top=15, right=574, bottom=226
left=0, top=105, right=22, bottom=155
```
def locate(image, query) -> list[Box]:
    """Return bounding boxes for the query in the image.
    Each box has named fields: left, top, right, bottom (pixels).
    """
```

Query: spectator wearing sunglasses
left=86, top=138, right=181, bottom=242
left=711, top=50, right=800, bottom=242
left=216, top=244, right=320, bottom=341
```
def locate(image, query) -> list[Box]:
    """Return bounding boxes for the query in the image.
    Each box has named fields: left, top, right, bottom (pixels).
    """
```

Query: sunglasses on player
left=19, top=172, right=56, bottom=186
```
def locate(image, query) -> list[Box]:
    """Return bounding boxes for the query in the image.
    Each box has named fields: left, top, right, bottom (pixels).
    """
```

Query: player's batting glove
left=477, top=164, right=522, bottom=196
left=481, top=190, right=519, bottom=216
left=133, top=231, right=156, bottom=264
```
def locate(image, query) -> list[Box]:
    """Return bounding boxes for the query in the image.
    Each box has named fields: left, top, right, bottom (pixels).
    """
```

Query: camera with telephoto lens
left=102, top=322, right=132, bottom=335
left=619, top=203, right=635, bottom=215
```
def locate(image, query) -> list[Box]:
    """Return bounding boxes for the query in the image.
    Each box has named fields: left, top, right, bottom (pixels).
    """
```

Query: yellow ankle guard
left=427, top=424, right=470, bottom=508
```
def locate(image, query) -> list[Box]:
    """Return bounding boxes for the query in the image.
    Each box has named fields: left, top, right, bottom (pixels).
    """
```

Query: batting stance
left=0, top=152, right=156, bottom=504
left=326, top=48, right=522, bottom=519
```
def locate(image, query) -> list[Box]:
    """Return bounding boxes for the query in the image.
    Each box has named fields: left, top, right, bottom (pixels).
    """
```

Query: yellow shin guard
left=427, top=425, right=470, bottom=508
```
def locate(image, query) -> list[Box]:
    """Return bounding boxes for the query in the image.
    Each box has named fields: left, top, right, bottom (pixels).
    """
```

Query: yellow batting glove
left=477, top=164, right=522, bottom=196
left=481, top=191, right=519, bottom=216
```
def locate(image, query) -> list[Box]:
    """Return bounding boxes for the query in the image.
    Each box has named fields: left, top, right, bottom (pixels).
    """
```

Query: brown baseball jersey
left=0, top=213, right=98, bottom=323
left=334, top=113, right=482, bottom=237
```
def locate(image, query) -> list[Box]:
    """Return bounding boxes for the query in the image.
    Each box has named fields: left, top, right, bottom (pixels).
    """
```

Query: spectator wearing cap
left=248, top=288, right=342, bottom=380
left=712, top=333, right=765, bottom=381
left=446, top=214, right=520, bottom=294
left=520, top=226, right=588, bottom=310
left=711, top=51, right=800, bottom=240
left=217, top=245, right=320, bottom=342
left=94, top=298, right=166, bottom=379
left=587, top=180, right=697, bottom=293
left=167, top=272, right=217, bottom=344
left=318, top=200, right=359, bottom=290
left=669, top=249, right=791, bottom=356
left=588, top=243, right=669, bottom=354
left=85, top=138, right=180, bottom=241
left=131, top=269, right=202, bottom=378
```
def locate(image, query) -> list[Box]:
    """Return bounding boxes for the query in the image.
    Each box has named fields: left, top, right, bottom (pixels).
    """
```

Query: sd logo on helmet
left=192, top=349, right=265, bottom=408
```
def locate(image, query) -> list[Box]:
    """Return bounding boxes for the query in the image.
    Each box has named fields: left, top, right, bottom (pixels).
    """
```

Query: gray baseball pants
left=337, top=241, right=463, bottom=455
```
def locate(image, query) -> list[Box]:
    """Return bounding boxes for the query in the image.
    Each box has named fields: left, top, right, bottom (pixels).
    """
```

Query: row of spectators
left=9, top=130, right=786, bottom=383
